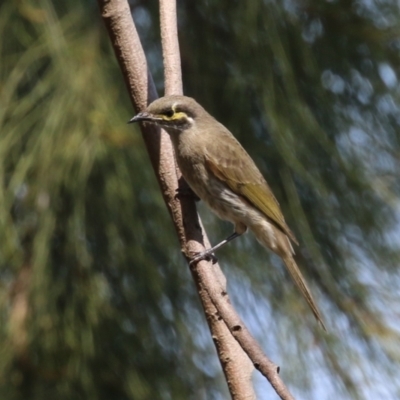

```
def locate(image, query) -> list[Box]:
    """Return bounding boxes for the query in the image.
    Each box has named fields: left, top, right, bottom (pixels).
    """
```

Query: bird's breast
left=175, top=152, right=248, bottom=223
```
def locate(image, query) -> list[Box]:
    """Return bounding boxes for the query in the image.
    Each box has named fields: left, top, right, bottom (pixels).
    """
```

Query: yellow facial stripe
left=160, top=111, right=188, bottom=121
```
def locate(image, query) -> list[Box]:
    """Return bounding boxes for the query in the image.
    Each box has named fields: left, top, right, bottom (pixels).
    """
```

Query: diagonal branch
left=159, top=1, right=255, bottom=398
left=97, top=0, right=295, bottom=399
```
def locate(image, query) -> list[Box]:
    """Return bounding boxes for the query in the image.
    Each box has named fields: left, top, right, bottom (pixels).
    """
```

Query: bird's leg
left=189, top=232, right=242, bottom=265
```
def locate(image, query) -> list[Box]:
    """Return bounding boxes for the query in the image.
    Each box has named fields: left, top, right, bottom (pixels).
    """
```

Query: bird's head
left=129, top=95, right=205, bottom=133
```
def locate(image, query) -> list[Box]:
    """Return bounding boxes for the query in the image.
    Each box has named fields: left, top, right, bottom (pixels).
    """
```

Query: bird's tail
left=282, top=255, right=326, bottom=331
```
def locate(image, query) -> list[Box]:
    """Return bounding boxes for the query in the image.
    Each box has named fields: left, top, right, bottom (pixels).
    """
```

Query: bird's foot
left=189, top=251, right=218, bottom=266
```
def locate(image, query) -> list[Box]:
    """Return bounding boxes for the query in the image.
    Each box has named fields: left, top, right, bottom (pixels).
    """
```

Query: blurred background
left=1, top=0, right=400, bottom=399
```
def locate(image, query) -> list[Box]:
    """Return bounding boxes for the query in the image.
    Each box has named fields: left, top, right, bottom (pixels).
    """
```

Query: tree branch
left=159, top=0, right=182, bottom=96
left=97, top=1, right=295, bottom=398
left=159, top=1, right=255, bottom=398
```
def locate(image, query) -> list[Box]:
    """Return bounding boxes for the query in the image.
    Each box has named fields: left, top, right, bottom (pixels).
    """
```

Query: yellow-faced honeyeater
left=130, top=95, right=325, bottom=329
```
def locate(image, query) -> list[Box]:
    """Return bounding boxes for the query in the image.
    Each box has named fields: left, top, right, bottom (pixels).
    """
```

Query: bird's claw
left=189, top=251, right=218, bottom=265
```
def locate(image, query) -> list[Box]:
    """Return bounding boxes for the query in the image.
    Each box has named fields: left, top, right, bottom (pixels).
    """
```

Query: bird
left=129, top=95, right=325, bottom=329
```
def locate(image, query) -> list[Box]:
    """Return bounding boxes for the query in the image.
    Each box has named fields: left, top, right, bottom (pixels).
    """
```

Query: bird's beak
left=128, top=112, right=158, bottom=124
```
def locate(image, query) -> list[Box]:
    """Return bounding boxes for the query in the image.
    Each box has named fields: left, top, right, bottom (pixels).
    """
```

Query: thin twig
left=159, top=0, right=182, bottom=96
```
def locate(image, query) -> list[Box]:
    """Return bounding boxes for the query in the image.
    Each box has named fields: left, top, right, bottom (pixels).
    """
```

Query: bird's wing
left=204, top=137, right=298, bottom=244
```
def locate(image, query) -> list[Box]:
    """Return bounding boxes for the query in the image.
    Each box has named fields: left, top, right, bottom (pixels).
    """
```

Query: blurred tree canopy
left=1, top=0, right=400, bottom=399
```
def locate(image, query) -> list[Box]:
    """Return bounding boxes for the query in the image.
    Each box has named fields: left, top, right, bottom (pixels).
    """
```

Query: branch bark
left=97, top=1, right=295, bottom=399
left=159, top=1, right=255, bottom=398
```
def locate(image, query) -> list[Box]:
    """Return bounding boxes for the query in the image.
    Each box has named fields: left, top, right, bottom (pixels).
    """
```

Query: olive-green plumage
left=130, top=95, right=325, bottom=329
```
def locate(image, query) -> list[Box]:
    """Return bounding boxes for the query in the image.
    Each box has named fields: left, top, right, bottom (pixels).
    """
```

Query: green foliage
left=1, top=0, right=400, bottom=399
left=180, top=0, right=400, bottom=397
left=0, top=1, right=217, bottom=399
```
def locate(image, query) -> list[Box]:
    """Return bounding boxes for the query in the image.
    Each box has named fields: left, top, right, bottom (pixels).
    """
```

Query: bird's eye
left=164, top=109, right=174, bottom=118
